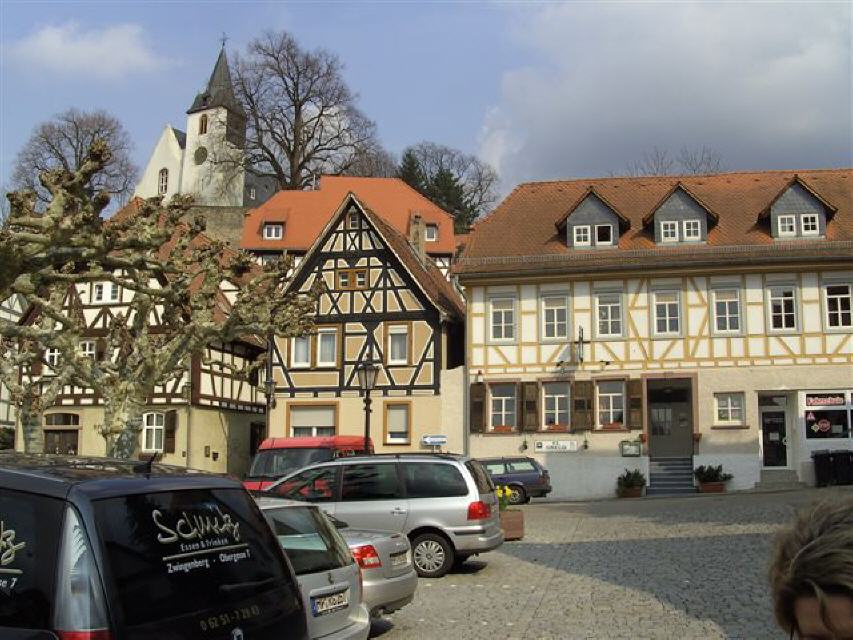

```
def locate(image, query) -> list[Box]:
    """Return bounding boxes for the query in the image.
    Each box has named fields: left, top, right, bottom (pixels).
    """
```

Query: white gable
left=135, top=125, right=185, bottom=201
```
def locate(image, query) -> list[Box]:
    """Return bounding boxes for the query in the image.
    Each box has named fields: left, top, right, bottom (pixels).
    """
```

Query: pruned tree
left=11, top=108, right=138, bottom=208
left=229, top=30, right=380, bottom=190
left=1, top=142, right=320, bottom=457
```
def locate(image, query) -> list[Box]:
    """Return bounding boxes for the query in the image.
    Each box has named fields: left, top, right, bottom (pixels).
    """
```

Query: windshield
left=248, top=447, right=335, bottom=479
left=263, top=506, right=352, bottom=576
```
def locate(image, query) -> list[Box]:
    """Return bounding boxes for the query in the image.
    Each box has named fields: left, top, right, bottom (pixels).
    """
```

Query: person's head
left=769, top=498, right=853, bottom=639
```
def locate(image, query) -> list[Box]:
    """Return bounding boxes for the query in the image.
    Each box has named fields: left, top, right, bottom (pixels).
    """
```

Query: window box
left=543, top=424, right=569, bottom=432
left=491, top=425, right=517, bottom=434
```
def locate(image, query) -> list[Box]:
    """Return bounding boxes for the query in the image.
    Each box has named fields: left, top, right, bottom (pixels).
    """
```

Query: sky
left=1, top=1, right=850, bottom=199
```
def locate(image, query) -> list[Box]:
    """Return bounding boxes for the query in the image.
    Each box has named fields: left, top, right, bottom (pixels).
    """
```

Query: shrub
left=617, top=468, right=646, bottom=489
left=694, top=464, right=733, bottom=483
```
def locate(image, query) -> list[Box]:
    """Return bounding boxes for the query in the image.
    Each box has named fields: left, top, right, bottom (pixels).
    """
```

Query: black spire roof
left=186, top=48, right=245, bottom=116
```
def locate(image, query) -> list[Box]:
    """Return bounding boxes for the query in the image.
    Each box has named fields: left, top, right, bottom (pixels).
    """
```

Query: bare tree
left=625, top=147, right=675, bottom=177
left=343, top=144, right=398, bottom=178
left=620, top=146, right=725, bottom=177
left=11, top=108, right=138, bottom=207
left=677, top=146, right=724, bottom=174
left=229, top=31, right=380, bottom=190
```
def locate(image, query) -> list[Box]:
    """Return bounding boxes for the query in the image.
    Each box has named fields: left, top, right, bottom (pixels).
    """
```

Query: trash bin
left=812, top=450, right=834, bottom=487
left=832, top=450, right=853, bottom=486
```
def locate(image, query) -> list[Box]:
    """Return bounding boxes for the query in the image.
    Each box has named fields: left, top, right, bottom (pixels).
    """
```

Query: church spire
left=186, top=47, right=245, bottom=116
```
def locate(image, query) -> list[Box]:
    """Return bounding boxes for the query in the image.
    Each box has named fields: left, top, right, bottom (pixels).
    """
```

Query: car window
left=0, top=489, right=64, bottom=629
left=264, top=506, right=351, bottom=576
left=270, top=466, right=338, bottom=502
left=482, top=462, right=506, bottom=475
left=249, top=447, right=334, bottom=478
left=94, top=488, right=302, bottom=636
left=465, top=460, right=495, bottom=493
left=507, top=460, right=537, bottom=473
left=403, top=463, right=469, bottom=498
left=341, top=463, right=402, bottom=501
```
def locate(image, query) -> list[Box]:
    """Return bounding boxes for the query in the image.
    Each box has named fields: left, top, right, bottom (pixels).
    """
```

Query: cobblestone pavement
left=371, top=487, right=853, bottom=640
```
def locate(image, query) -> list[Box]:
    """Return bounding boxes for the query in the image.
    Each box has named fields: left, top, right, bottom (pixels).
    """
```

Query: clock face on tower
left=194, top=146, right=208, bottom=165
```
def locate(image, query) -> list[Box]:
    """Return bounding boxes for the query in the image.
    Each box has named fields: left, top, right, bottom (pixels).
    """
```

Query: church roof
left=170, top=127, right=186, bottom=149
left=187, top=48, right=245, bottom=117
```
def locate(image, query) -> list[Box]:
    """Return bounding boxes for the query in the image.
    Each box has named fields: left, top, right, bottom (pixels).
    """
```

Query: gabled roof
left=171, top=127, right=187, bottom=149
left=187, top=48, right=245, bottom=117
left=293, top=193, right=464, bottom=321
left=641, top=181, right=719, bottom=226
left=555, top=186, right=630, bottom=231
left=757, top=174, right=839, bottom=220
left=240, top=175, right=456, bottom=255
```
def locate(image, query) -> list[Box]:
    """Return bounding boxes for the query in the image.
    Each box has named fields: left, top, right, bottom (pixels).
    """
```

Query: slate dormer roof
left=758, top=174, right=839, bottom=221
left=554, top=186, right=631, bottom=232
left=187, top=48, right=245, bottom=117
left=641, top=181, right=719, bottom=227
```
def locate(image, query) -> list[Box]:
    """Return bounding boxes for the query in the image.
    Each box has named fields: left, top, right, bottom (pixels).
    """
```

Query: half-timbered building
left=1, top=295, right=24, bottom=448
left=456, top=169, right=852, bottom=499
left=267, top=193, right=465, bottom=451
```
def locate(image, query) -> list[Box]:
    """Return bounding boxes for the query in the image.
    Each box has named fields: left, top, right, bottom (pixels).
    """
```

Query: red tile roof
left=457, top=168, right=853, bottom=277
left=240, top=176, right=456, bottom=255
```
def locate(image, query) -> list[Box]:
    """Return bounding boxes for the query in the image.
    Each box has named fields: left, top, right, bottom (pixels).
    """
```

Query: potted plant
left=496, top=485, right=524, bottom=540
left=616, top=468, right=646, bottom=498
left=694, top=465, right=733, bottom=493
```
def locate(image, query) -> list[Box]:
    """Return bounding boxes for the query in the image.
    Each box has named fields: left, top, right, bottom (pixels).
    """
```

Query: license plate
left=312, top=590, right=348, bottom=617
left=391, top=551, right=409, bottom=567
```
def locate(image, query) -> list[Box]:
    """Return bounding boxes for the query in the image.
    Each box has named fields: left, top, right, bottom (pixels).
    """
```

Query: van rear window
left=263, top=506, right=351, bottom=576
left=465, top=460, right=496, bottom=493
left=0, top=489, right=64, bottom=629
left=94, top=488, right=302, bottom=637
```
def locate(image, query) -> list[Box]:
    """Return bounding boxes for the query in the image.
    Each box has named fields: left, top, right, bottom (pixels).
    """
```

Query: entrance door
left=761, top=411, right=788, bottom=467
left=44, top=430, right=79, bottom=455
left=647, top=379, right=693, bottom=457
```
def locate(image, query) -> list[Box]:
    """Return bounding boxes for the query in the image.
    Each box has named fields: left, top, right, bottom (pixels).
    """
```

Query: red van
left=244, top=435, right=373, bottom=490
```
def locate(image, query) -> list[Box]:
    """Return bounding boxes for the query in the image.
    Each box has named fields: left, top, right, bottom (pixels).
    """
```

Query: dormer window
left=574, top=226, right=591, bottom=247
left=595, top=225, right=613, bottom=245
left=425, top=224, right=438, bottom=242
left=778, top=215, right=796, bottom=237
left=263, top=224, right=283, bottom=240
left=249, top=187, right=256, bottom=200
left=558, top=188, right=629, bottom=250
left=683, top=220, right=701, bottom=241
left=765, top=177, right=835, bottom=240
left=661, top=221, right=679, bottom=243
left=801, top=214, right=819, bottom=236
left=347, top=211, right=359, bottom=229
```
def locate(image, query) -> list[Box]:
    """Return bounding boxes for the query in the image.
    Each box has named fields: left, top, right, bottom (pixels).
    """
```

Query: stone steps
left=646, top=456, right=696, bottom=496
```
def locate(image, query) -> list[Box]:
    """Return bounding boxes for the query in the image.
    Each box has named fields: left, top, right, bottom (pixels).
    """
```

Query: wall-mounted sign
left=421, top=434, right=448, bottom=447
left=619, top=440, right=642, bottom=457
left=535, top=440, right=579, bottom=452
left=806, top=394, right=846, bottom=407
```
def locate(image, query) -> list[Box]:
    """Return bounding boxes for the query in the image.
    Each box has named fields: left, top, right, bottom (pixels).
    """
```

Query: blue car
left=478, top=456, right=552, bottom=504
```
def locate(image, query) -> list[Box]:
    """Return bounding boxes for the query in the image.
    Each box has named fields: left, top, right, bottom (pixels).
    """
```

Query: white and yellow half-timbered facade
left=1, top=294, right=24, bottom=448
left=268, top=193, right=465, bottom=451
left=457, top=170, right=852, bottom=498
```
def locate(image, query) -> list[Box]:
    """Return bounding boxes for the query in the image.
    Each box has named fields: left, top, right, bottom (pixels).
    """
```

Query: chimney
left=409, top=211, right=426, bottom=262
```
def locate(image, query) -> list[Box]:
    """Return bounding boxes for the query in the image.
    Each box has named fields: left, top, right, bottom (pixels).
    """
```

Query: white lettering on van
left=152, top=506, right=241, bottom=546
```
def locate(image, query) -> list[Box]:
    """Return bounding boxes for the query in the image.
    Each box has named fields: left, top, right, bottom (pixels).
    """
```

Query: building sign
left=421, top=434, right=448, bottom=447
left=806, top=394, right=846, bottom=407
left=535, top=440, right=578, bottom=452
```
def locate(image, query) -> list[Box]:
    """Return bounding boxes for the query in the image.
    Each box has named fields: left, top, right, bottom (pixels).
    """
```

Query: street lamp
left=356, top=351, right=379, bottom=454
left=264, top=329, right=277, bottom=442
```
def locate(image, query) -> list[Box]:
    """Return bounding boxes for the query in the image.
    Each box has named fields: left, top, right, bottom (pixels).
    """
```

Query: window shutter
left=96, top=338, right=107, bottom=361
left=522, top=382, right=539, bottom=432
left=164, top=410, right=178, bottom=454
left=627, top=379, right=644, bottom=430
left=469, top=382, right=486, bottom=434
left=571, top=380, right=594, bottom=431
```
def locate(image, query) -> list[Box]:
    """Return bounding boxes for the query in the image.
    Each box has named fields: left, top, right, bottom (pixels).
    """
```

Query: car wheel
left=411, top=533, right=454, bottom=578
left=507, top=485, right=527, bottom=505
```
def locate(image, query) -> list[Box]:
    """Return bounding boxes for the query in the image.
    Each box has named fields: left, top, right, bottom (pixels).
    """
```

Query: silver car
left=257, top=497, right=370, bottom=640
left=265, top=453, right=503, bottom=578
left=335, top=522, right=418, bottom=617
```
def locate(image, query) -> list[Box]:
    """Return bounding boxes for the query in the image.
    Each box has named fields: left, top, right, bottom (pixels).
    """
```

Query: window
left=315, top=328, right=337, bottom=367
left=387, top=324, right=409, bottom=365
left=715, top=393, right=744, bottom=424
left=654, top=291, right=680, bottom=335
left=270, top=466, right=338, bottom=502
left=385, top=403, right=410, bottom=444
left=356, top=270, right=367, bottom=288
left=826, top=284, right=852, bottom=328
left=661, top=221, right=679, bottom=242
left=263, top=224, right=283, bottom=240
left=490, top=384, right=516, bottom=430
left=482, top=461, right=506, bottom=475
left=341, top=463, right=402, bottom=501
left=595, top=224, right=613, bottom=245
left=199, top=113, right=208, bottom=135
left=347, top=211, right=359, bottom=229
left=543, top=383, right=570, bottom=428
left=490, top=298, right=515, bottom=341
left=45, top=348, right=60, bottom=369
left=597, top=381, right=625, bottom=428
left=79, top=340, right=96, bottom=359
left=337, top=269, right=367, bottom=290
left=778, top=215, right=796, bottom=237
left=804, top=393, right=851, bottom=439
left=93, top=282, right=119, bottom=302
left=425, top=224, right=438, bottom=242
left=264, top=505, right=351, bottom=577
left=291, top=335, right=310, bottom=368
left=573, top=225, right=591, bottom=247
left=142, top=412, right=165, bottom=452
left=713, top=289, right=741, bottom=333
left=249, top=187, right=256, bottom=200
left=338, top=271, right=350, bottom=289
left=801, top=214, right=819, bottom=236
left=403, top=463, right=468, bottom=498
left=158, top=168, right=168, bottom=195
left=289, top=405, right=336, bottom=438
left=596, top=292, right=622, bottom=338
left=44, top=413, right=80, bottom=426
left=542, top=296, right=569, bottom=340
left=769, top=286, right=797, bottom=331
left=683, top=220, right=701, bottom=241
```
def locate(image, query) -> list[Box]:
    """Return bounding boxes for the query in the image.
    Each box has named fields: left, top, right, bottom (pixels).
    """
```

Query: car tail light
left=351, top=544, right=382, bottom=569
left=54, top=506, right=112, bottom=640
left=467, top=500, right=492, bottom=520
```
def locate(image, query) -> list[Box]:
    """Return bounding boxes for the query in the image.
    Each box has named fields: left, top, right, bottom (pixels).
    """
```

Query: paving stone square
left=372, top=487, right=853, bottom=640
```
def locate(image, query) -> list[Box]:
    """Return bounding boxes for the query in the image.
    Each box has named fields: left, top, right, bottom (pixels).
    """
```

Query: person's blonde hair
left=769, top=498, right=853, bottom=636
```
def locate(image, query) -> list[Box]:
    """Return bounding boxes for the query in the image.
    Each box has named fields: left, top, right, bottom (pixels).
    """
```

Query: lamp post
left=264, top=328, right=277, bottom=439
left=356, top=352, right=379, bottom=454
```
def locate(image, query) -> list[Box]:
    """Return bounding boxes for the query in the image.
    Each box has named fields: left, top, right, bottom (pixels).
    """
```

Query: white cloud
left=480, top=2, right=852, bottom=191
left=6, top=22, right=167, bottom=81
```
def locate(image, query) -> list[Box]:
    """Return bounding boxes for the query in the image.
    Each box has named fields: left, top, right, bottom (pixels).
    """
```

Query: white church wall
left=134, top=126, right=184, bottom=201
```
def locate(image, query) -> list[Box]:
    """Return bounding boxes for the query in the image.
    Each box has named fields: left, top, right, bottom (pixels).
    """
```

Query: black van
left=0, top=452, right=308, bottom=640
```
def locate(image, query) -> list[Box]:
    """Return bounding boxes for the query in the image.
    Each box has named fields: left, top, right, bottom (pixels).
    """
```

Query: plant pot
left=698, top=481, right=725, bottom=493
left=618, top=486, right=644, bottom=498
left=499, top=509, right=524, bottom=541
left=492, top=425, right=516, bottom=434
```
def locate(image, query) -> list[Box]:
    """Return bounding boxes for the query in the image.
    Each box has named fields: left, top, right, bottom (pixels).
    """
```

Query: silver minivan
left=265, top=454, right=503, bottom=578
left=257, top=497, right=370, bottom=640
